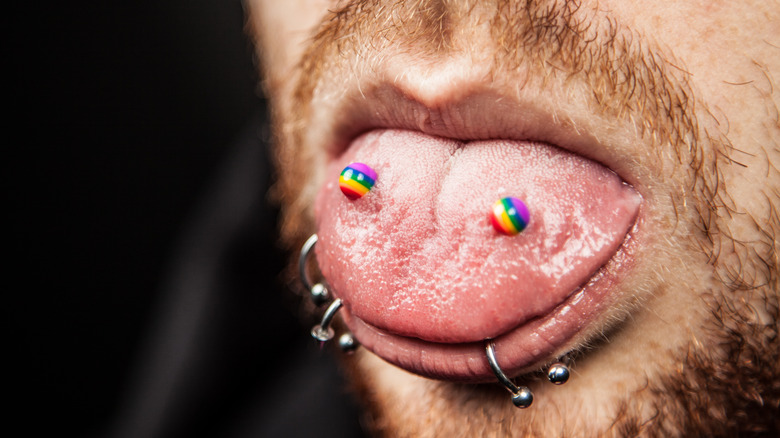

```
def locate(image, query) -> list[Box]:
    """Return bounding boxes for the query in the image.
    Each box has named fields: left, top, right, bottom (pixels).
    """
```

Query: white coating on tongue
left=315, top=129, right=640, bottom=343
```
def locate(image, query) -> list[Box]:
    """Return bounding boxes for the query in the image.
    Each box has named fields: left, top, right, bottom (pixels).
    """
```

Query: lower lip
left=338, top=232, right=636, bottom=382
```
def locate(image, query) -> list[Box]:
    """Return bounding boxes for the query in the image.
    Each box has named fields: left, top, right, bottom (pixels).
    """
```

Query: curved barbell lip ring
left=485, top=341, right=533, bottom=408
left=299, top=234, right=330, bottom=306
left=311, top=298, right=343, bottom=341
left=299, top=233, right=319, bottom=292
left=300, top=234, right=359, bottom=349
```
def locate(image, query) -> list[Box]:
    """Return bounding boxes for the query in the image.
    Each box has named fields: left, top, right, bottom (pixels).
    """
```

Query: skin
left=246, top=1, right=780, bottom=436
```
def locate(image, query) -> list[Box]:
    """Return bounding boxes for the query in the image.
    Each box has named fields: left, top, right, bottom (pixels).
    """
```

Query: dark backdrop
left=10, top=2, right=367, bottom=436
left=10, top=1, right=269, bottom=435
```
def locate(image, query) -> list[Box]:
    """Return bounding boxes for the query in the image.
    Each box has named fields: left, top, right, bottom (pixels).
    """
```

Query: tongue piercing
left=485, top=341, right=534, bottom=408
left=547, top=362, right=570, bottom=385
left=339, top=162, right=377, bottom=200
left=490, top=197, right=530, bottom=235
left=311, top=298, right=343, bottom=341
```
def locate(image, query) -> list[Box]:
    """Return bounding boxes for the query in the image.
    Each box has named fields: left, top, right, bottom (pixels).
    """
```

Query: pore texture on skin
left=252, top=0, right=780, bottom=436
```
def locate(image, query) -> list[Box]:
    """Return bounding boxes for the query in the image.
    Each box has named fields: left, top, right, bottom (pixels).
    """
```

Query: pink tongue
left=315, top=130, right=640, bottom=343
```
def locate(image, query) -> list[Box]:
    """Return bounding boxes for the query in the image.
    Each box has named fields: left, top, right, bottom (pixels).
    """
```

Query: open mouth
left=309, top=85, right=644, bottom=383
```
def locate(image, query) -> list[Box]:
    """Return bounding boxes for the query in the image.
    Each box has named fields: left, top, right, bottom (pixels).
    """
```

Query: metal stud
left=511, top=387, right=534, bottom=408
left=338, top=332, right=359, bottom=353
left=311, top=283, right=330, bottom=306
left=547, top=362, right=570, bottom=385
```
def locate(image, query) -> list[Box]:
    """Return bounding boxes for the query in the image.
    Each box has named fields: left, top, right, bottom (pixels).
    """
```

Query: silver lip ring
left=320, top=298, right=343, bottom=330
left=311, top=298, right=343, bottom=341
left=485, top=341, right=521, bottom=394
left=299, top=234, right=319, bottom=292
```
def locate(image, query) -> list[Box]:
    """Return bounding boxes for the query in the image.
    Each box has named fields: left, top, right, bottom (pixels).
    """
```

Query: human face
left=246, top=1, right=779, bottom=435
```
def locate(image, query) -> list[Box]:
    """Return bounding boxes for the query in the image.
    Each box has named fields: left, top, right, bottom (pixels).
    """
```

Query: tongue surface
left=315, top=130, right=640, bottom=343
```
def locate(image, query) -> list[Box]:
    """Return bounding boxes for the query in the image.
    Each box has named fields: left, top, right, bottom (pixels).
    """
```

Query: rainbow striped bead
left=491, top=197, right=530, bottom=235
left=339, top=163, right=377, bottom=200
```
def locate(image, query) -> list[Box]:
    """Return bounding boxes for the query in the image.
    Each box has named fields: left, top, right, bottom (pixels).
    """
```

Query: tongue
left=315, top=129, right=640, bottom=343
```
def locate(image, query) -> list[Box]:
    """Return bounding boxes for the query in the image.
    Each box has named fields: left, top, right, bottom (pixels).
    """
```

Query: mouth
left=309, top=82, right=645, bottom=382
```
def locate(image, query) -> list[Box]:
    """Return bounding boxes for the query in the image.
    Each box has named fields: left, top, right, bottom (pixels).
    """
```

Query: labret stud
left=299, top=233, right=360, bottom=352
left=491, top=196, right=530, bottom=235
left=486, top=341, right=571, bottom=408
left=339, top=162, right=377, bottom=200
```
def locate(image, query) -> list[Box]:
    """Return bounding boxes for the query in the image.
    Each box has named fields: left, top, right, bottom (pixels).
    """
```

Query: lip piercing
left=485, top=341, right=534, bottom=408
left=299, top=234, right=330, bottom=306
left=300, top=233, right=360, bottom=349
left=339, top=162, right=377, bottom=200
left=311, top=298, right=343, bottom=341
left=302, top=233, right=569, bottom=401
left=486, top=341, right=572, bottom=408
left=491, top=197, right=530, bottom=235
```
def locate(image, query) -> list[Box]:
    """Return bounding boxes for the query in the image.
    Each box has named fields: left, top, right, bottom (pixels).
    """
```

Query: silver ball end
left=512, top=387, right=533, bottom=408
left=338, top=333, right=359, bottom=353
left=547, top=363, right=570, bottom=385
left=311, top=324, right=335, bottom=342
left=311, top=283, right=329, bottom=306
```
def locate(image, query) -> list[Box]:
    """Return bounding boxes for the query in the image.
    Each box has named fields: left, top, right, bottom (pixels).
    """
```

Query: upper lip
left=305, top=64, right=651, bottom=191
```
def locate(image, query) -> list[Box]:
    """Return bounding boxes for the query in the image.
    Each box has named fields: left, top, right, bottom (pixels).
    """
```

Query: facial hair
left=254, top=0, right=780, bottom=435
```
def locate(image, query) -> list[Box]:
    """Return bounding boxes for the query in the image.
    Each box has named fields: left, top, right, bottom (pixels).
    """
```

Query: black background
left=8, top=1, right=290, bottom=435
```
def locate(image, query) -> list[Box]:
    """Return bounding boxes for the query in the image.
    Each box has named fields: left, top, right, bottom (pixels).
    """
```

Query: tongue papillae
left=315, top=130, right=640, bottom=344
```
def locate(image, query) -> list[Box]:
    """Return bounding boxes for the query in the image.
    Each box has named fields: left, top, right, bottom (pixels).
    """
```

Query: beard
left=254, top=0, right=780, bottom=435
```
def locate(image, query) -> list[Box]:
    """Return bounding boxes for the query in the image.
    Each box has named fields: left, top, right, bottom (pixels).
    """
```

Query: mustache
left=296, top=0, right=707, bottom=164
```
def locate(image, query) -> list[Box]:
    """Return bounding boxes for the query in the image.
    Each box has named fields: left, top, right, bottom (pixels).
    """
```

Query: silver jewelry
left=300, top=234, right=359, bottom=347
left=485, top=341, right=534, bottom=408
left=299, top=234, right=330, bottom=306
left=338, top=332, right=359, bottom=353
left=485, top=341, right=572, bottom=408
left=547, top=362, right=570, bottom=385
left=311, top=298, right=343, bottom=341
left=301, top=234, right=574, bottom=405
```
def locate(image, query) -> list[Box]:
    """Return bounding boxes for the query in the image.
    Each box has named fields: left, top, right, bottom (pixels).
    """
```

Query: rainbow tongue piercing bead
left=491, top=197, right=530, bottom=235
left=339, top=162, right=377, bottom=200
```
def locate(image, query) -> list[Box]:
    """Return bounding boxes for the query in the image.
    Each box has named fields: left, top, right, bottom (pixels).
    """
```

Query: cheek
left=248, top=0, right=334, bottom=86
